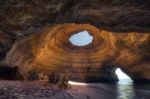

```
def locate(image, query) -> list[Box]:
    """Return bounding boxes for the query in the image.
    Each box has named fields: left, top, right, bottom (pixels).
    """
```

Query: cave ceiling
left=0, top=0, right=150, bottom=82
left=0, top=0, right=150, bottom=36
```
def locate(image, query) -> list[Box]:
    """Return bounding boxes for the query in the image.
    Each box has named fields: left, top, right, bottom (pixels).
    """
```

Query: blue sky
left=69, top=31, right=93, bottom=46
left=115, top=68, right=132, bottom=80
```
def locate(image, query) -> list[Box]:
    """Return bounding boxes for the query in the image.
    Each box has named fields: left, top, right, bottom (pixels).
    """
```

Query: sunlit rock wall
left=5, top=24, right=150, bottom=82
left=0, top=0, right=150, bottom=82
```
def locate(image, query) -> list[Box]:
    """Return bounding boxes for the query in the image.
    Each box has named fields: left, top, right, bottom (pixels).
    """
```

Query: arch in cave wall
left=5, top=23, right=150, bottom=83
left=0, top=0, right=149, bottom=83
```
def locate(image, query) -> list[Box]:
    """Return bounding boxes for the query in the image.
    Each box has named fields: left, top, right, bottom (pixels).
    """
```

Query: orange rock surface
left=5, top=24, right=150, bottom=82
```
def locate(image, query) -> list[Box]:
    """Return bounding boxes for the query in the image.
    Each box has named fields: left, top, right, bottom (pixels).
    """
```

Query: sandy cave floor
left=0, top=80, right=150, bottom=99
left=0, top=80, right=118, bottom=99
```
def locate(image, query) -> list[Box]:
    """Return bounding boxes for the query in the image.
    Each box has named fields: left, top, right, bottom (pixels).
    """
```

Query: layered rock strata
left=5, top=24, right=150, bottom=83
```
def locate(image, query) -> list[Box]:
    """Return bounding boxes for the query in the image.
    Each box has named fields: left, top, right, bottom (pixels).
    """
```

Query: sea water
left=69, top=80, right=150, bottom=99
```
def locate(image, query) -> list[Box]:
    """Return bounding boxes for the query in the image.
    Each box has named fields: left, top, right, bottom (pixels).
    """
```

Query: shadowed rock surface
left=0, top=0, right=150, bottom=37
left=5, top=23, right=150, bottom=83
left=0, top=0, right=149, bottom=83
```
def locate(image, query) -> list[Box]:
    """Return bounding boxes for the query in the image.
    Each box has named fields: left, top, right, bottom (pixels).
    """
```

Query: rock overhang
left=0, top=0, right=149, bottom=83
left=4, top=23, right=150, bottom=83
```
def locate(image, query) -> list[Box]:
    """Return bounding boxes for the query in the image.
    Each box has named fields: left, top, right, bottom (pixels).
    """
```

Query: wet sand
left=0, top=80, right=117, bottom=99
left=0, top=80, right=150, bottom=99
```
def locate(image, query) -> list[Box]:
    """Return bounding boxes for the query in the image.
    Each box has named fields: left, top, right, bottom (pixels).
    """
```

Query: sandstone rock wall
left=0, top=0, right=150, bottom=37
left=5, top=24, right=150, bottom=82
left=0, top=0, right=150, bottom=82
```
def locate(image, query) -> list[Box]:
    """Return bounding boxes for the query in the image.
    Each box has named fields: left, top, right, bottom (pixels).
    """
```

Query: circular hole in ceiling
left=69, top=31, right=93, bottom=47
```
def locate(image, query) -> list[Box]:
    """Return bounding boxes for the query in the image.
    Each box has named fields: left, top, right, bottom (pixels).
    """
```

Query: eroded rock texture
left=5, top=24, right=150, bottom=82
left=0, top=0, right=150, bottom=37
left=0, top=0, right=150, bottom=82
left=0, top=31, right=13, bottom=60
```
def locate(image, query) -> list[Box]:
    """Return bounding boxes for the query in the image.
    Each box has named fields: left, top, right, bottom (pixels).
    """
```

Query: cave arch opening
left=69, top=31, right=93, bottom=46
left=68, top=68, right=133, bottom=85
left=115, top=68, right=133, bottom=84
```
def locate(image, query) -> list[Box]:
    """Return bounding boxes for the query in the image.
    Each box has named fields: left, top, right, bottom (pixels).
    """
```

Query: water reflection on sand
left=68, top=80, right=150, bottom=99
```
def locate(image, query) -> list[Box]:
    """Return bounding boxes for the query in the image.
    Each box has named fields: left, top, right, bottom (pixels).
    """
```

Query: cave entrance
left=115, top=68, right=133, bottom=84
left=69, top=31, right=93, bottom=46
